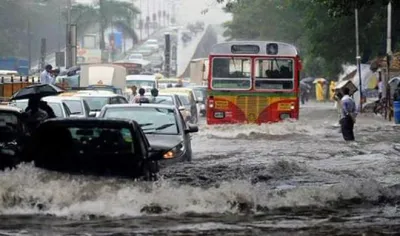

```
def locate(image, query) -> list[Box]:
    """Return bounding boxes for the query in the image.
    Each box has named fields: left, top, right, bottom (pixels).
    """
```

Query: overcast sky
left=75, top=0, right=231, bottom=25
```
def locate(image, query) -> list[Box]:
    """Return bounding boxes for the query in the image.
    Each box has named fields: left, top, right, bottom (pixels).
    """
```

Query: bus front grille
left=236, top=96, right=268, bottom=122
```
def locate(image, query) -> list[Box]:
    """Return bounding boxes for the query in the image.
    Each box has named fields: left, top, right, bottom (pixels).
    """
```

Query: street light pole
left=355, top=7, right=362, bottom=112
left=385, top=0, right=392, bottom=120
left=66, top=0, right=72, bottom=68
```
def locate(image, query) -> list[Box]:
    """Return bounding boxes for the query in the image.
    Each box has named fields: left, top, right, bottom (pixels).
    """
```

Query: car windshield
left=178, top=95, right=190, bottom=105
left=67, top=126, right=134, bottom=155
left=47, top=103, right=63, bottom=117
left=81, top=97, right=109, bottom=111
left=103, top=107, right=179, bottom=135
left=126, top=80, right=155, bottom=88
left=0, top=112, right=18, bottom=126
left=145, top=95, right=174, bottom=105
left=64, top=100, right=83, bottom=114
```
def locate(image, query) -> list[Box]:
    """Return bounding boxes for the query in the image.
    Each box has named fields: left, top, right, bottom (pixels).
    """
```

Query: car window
left=145, top=95, right=174, bottom=105
left=118, top=97, right=128, bottom=104
left=64, top=100, right=83, bottom=114
left=69, top=126, right=134, bottom=154
left=110, top=97, right=119, bottom=104
left=81, top=97, right=109, bottom=111
left=14, top=101, right=28, bottom=110
left=0, top=112, right=18, bottom=126
left=62, top=102, right=72, bottom=117
left=175, top=95, right=183, bottom=107
left=178, top=95, right=190, bottom=105
left=103, top=107, right=179, bottom=135
left=47, top=102, right=63, bottom=117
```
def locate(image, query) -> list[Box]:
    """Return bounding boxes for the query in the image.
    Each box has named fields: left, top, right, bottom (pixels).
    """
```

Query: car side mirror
left=178, top=106, right=186, bottom=111
left=88, top=112, right=97, bottom=117
left=185, top=124, right=199, bottom=134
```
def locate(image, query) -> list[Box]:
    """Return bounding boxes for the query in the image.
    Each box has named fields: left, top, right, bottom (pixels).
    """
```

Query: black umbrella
left=300, top=81, right=311, bottom=90
left=11, top=84, right=64, bottom=100
left=301, top=77, right=315, bottom=84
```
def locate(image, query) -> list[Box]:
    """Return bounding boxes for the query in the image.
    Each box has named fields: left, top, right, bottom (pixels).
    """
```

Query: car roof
left=41, top=117, right=139, bottom=127
left=126, top=75, right=156, bottom=80
left=103, top=103, right=177, bottom=110
left=13, top=98, right=63, bottom=104
left=0, top=105, right=22, bottom=113
left=43, top=96, right=83, bottom=102
left=73, top=93, right=121, bottom=97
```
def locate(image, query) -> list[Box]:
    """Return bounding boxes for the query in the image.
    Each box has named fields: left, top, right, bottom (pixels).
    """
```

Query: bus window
left=254, top=58, right=294, bottom=90
left=211, top=58, right=251, bottom=90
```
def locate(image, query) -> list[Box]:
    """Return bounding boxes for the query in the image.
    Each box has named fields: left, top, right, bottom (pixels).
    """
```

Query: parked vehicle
left=99, top=104, right=198, bottom=162
left=0, top=105, right=26, bottom=170
left=21, top=118, right=173, bottom=180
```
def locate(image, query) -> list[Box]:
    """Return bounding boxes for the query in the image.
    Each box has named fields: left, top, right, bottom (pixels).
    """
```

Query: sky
left=74, top=0, right=231, bottom=25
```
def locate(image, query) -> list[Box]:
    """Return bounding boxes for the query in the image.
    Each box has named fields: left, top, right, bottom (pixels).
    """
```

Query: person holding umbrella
left=11, top=84, right=65, bottom=132
left=22, top=96, right=49, bottom=133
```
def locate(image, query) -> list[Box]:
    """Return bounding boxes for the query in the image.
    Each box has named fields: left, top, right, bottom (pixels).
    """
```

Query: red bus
left=206, top=41, right=302, bottom=124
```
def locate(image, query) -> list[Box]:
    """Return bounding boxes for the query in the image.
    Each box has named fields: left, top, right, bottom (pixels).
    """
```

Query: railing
left=0, top=76, right=40, bottom=102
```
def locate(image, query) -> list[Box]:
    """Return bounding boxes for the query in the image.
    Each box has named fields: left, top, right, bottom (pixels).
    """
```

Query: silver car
left=43, top=96, right=91, bottom=118
left=11, top=98, right=71, bottom=118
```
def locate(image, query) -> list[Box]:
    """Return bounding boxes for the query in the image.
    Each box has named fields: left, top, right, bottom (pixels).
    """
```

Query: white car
left=11, top=98, right=71, bottom=118
left=45, top=96, right=91, bottom=118
left=144, top=40, right=159, bottom=52
left=128, top=53, right=144, bottom=61
left=72, top=93, right=128, bottom=117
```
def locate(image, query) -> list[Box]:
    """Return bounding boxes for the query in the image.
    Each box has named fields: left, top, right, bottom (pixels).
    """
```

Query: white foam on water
left=0, top=163, right=397, bottom=220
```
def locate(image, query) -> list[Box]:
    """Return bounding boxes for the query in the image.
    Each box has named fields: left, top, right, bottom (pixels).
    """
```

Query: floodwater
left=1, top=102, right=400, bottom=236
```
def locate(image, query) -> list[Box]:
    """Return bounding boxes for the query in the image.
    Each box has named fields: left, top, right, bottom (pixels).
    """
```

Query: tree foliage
left=0, top=0, right=140, bottom=61
left=217, top=0, right=397, bottom=79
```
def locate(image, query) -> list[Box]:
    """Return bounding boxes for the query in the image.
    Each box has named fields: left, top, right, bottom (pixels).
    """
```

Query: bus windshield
left=211, top=57, right=251, bottom=90
left=255, top=58, right=294, bottom=90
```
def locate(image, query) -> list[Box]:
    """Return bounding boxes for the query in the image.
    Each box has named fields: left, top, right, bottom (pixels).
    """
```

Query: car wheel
left=142, top=160, right=159, bottom=181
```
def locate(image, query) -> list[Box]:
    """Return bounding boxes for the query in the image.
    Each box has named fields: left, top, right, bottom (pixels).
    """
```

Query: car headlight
left=163, top=143, right=185, bottom=159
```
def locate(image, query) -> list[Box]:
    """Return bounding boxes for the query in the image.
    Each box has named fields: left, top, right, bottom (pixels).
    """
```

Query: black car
left=21, top=118, right=172, bottom=180
left=99, top=104, right=198, bottom=162
left=0, top=106, right=26, bottom=170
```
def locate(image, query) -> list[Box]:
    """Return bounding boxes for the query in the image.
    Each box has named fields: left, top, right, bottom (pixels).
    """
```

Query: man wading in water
left=340, top=87, right=357, bottom=141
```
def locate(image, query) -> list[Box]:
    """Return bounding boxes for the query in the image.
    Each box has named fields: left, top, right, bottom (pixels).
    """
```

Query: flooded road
left=1, top=102, right=400, bottom=235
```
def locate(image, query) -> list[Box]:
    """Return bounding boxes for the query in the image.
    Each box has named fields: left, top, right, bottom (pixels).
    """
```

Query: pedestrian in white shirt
left=40, top=64, right=55, bottom=84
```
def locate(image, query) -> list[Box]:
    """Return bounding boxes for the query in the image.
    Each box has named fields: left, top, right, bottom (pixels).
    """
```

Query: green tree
left=216, top=0, right=397, bottom=78
left=67, top=0, right=140, bottom=49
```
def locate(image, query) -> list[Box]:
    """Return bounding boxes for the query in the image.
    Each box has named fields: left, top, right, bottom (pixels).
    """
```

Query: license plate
left=278, top=103, right=292, bottom=111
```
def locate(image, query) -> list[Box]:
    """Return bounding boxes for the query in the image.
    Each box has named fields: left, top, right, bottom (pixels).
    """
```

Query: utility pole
left=385, top=0, right=392, bottom=120
left=66, top=0, right=72, bottom=68
left=27, top=19, right=31, bottom=73
left=355, top=7, right=362, bottom=112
